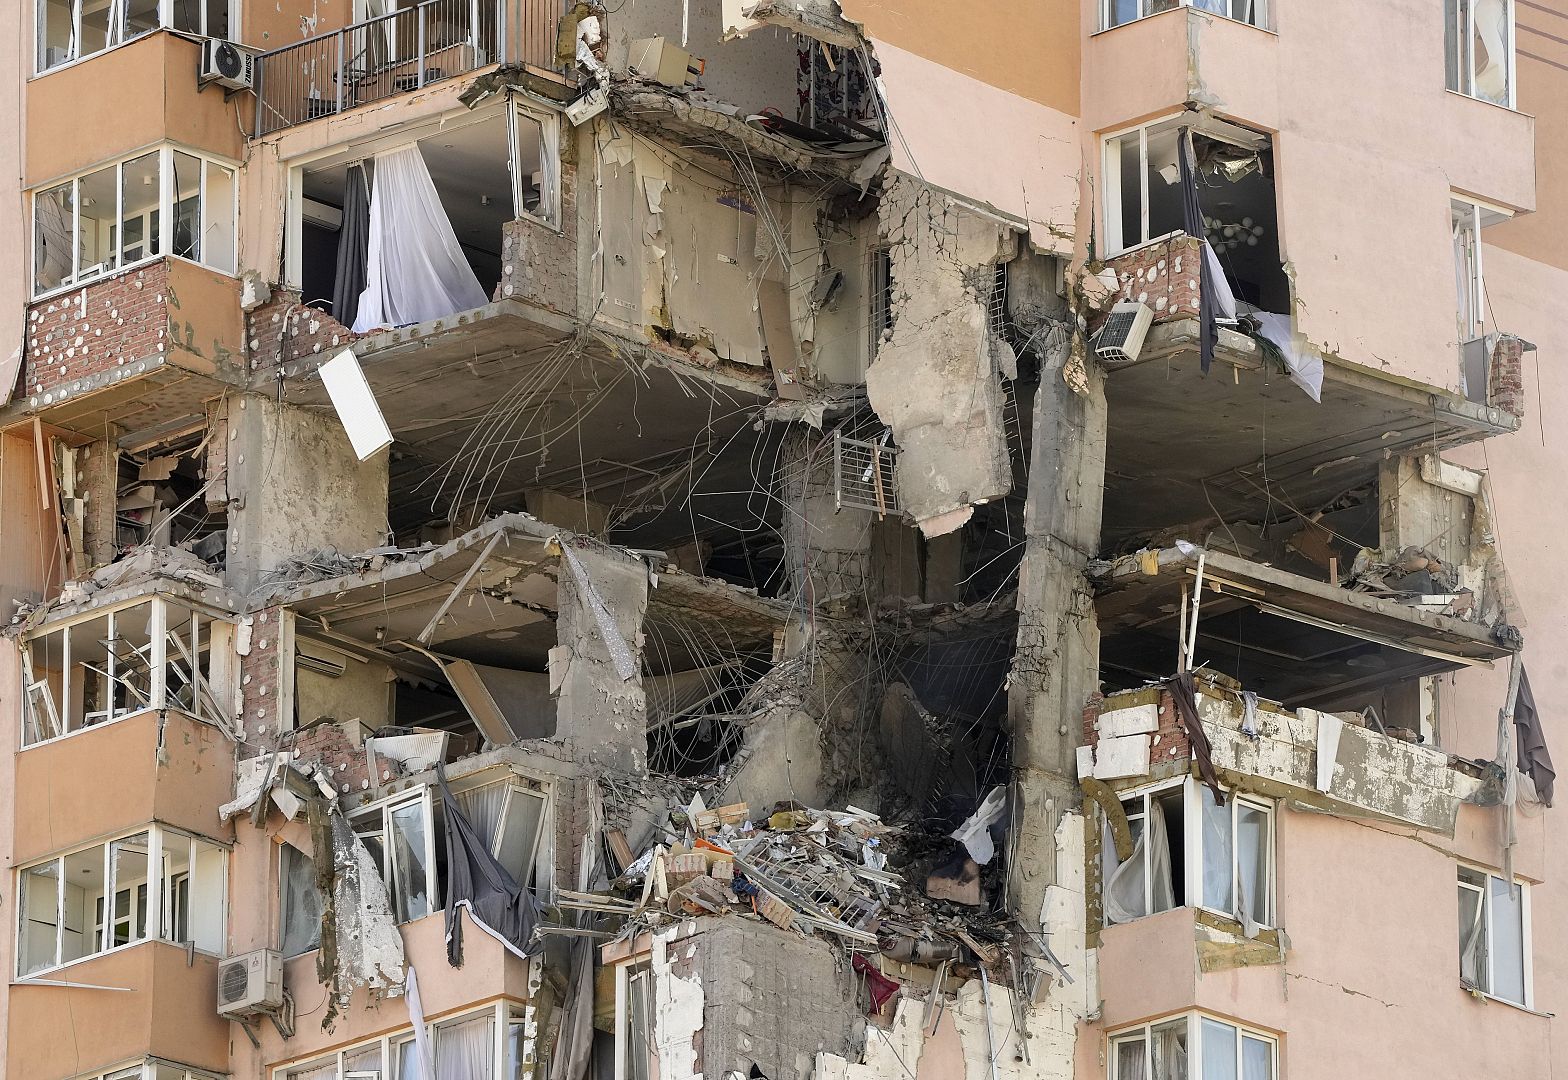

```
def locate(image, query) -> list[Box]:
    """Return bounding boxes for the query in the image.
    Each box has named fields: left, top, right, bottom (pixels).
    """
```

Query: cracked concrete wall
left=866, top=177, right=1014, bottom=536
left=777, top=426, right=875, bottom=607
left=552, top=542, right=649, bottom=772
left=223, top=393, right=390, bottom=595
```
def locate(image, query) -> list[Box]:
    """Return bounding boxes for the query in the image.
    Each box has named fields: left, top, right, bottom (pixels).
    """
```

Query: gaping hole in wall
left=299, top=110, right=513, bottom=330
left=116, top=429, right=228, bottom=561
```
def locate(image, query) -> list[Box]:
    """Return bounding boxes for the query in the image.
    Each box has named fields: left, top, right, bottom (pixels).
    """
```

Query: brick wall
left=495, top=160, right=579, bottom=318
left=1489, top=333, right=1526, bottom=420
left=246, top=293, right=367, bottom=376
left=1084, top=687, right=1192, bottom=765
left=24, top=263, right=172, bottom=404
left=1103, top=234, right=1204, bottom=321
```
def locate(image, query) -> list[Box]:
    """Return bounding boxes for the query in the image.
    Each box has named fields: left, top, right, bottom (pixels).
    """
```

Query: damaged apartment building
left=0, top=0, right=1566, bottom=1078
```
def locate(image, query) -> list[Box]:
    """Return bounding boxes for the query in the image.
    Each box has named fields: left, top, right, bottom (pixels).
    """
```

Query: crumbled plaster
left=653, top=925, right=707, bottom=1080
left=865, top=176, right=1013, bottom=536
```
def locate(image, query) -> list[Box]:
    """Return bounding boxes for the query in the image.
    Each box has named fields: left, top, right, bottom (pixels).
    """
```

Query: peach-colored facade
left=0, top=1, right=1565, bottom=1079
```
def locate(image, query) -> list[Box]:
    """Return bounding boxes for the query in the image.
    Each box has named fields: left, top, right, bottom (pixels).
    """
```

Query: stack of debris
left=251, top=543, right=435, bottom=600
left=9, top=544, right=224, bottom=626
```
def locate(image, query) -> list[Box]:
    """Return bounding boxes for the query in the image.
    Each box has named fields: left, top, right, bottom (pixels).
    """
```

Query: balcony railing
left=253, top=0, right=565, bottom=137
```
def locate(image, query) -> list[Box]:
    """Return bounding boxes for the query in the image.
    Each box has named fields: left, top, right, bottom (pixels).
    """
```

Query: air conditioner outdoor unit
left=200, top=39, right=254, bottom=91
left=1094, top=301, right=1154, bottom=367
left=216, top=948, right=285, bottom=1017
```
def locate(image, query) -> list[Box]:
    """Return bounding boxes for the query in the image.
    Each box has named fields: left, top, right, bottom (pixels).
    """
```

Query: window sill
left=1103, top=229, right=1190, bottom=262
left=1462, top=984, right=1553, bottom=1018
left=1443, top=88, right=1528, bottom=119
left=15, top=936, right=222, bottom=982
left=20, top=704, right=228, bottom=752
left=32, top=254, right=237, bottom=306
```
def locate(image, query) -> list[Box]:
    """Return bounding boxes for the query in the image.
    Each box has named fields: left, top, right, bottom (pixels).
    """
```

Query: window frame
left=1101, top=114, right=1187, bottom=258
left=272, top=1000, right=524, bottom=1080
left=1106, top=776, right=1277, bottom=930
left=350, top=786, right=442, bottom=925
left=15, top=823, right=229, bottom=979
left=1109, top=1011, right=1278, bottom=1080
left=75, top=1060, right=227, bottom=1080
left=1446, top=0, right=1516, bottom=109
left=30, top=144, right=240, bottom=300
left=34, top=0, right=242, bottom=76
left=1100, top=0, right=1268, bottom=34
left=1458, top=864, right=1533, bottom=1008
left=614, top=960, right=655, bottom=1080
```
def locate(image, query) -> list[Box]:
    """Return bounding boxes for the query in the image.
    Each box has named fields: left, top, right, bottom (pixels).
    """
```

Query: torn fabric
left=549, top=938, right=595, bottom=1080
left=438, top=765, right=543, bottom=966
left=1515, top=666, right=1555, bottom=806
left=558, top=542, right=638, bottom=680
left=1169, top=672, right=1226, bottom=806
left=406, top=965, right=438, bottom=1078
left=1251, top=311, right=1323, bottom=403
left=1179, top=129, right=1218, bottom=376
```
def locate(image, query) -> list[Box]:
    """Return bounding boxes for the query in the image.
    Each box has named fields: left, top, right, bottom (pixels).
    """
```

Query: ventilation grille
left=834, top=431, right=899, bottom=515
left=218, top=958, right=252, bottom=1005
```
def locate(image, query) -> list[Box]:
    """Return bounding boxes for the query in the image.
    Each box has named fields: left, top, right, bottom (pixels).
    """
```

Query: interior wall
left=611, top=0, right=800, bottom=115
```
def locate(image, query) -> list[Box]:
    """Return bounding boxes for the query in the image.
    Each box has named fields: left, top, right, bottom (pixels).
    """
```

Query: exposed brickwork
left=1103, top=234, right=1204, bottom=321
left=1489, top=333, right=1526, bottom=420
left=247, top=292, right=367, bottom=375
left=1084, top=687, right=1191, bottom=765
left=239, top=606, right=286, bottom=750
left=24, top=263, right=172, bottom=404
left=495, top=160, right=580, bottom=318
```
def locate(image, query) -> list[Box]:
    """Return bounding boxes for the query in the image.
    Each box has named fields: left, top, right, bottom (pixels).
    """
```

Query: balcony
left=253, top=0, right=568, bottom=136
left=6, top=942, right=229, bottom=1079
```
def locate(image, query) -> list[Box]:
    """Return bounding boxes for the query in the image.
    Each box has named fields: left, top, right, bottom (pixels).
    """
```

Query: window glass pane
left=1472, top=0, right=1511, bottom=105
left=628, top=970, right=653, bottom=1080
left=1113, top=1036, right=1146, bottom=1080
left=280, top=843, right=324, bottom=957
left=1236, top=802, right=1269, bottom=924
left=188, top=836, right=227, bottom=953
left=346, top=1042, right=385, bottom=1073
left=171, top=0, right=205, bottom=32
left=394, top=1038, right=420, bottom=1079
left=455, top=782, right=509, bottom=849
left=203, top=161, right=237, bottom=272
left=1108, top=0, right=1139, bottom=26
left=1241, top=1035, right=1273, bottom=1080
left=34, top=182, right=72, bottom=293
left=77, top=165, right=117, bottom=279
left=161, top=833, right=191, bottom=944
left=1116, top=134, right=1140, bottom=251
left=496, top=789, right=546, bottom=887
left=121, top=151, right=161, bottom=264
left=1458, top=880, right=1486, bottom=986
left=1489, top=876, right=1526, bottom=1003
left=1201, top=1017, right=1239, bottom=1080
left=110, top=832, right=151, bottom=947
left=436, top=1014, right=494, bottom=1078
left=390, top=801, right=433, bottom=922
left=126, top=0, right=161, bottom=36
left=506, top=1009, right=531, bottom=1079
left=62, top=845, right=102, bottom=961
left=172, top=151, right=203, bottom=261
left=19, top=863, right=61, bottom=974
left=206, top=0, right=232, bottom=37
left=1201, top=786, right=1234, bottom=913
left=39, top=0, right=74, bottom=69
left=80, top=0, right=114, bottom=58
left=1145, top=126, right=1183, bottom=242
left=1150, top=1018, right=1188, bottom=1080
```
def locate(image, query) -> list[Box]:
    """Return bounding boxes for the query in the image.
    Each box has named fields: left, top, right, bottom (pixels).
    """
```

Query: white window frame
left=614, top=960, right=655, bottom=1080
left=1101, top=115, right=1186, bottom=258
left=1109, top=1012, right=1278, bottom=1080
left=351, top=787, right=442, bottom=925
left=451, top=772, right=553, bottom=897
left=19, top=594, right=234, bottom=748
left=1458, top=865, right=1533, bottom=1008
left=1446, top=0, right=1516, bottom=109
left=74, top=1060, right=227, bottom=1080
left=284, top=100, right=559, bottom=290
left=1100, top=0, right=1267, bottom=33
left=272, top=1000, right=527, bottom=1080
left=1109, top=776, right=1277, bottom=929
left=34, top=0, right=241, bottom=76
left=15, top=823, right=229, bottom=979
left=509, top=96, right=562, bottom=231
left=30, top=144, right=240, bottom=300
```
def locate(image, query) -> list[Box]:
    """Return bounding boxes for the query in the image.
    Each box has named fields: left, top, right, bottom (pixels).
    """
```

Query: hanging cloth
left=333, top=163, right=372, bottom=330
left=1514, top=666, right=1556, bottom=806
left=353, top=145, right=488, bottom=333
left=1103, top=797, right=1175, bottom=924
left=436, top=764, right=543, bottom=966
left=1178, top=128, right=1218, bottom=375
left=1169, top=671, right=1227, bottom=806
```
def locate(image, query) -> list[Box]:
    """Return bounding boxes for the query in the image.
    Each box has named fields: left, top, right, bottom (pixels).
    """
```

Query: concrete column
left=1007, top=342, right=1107, bottom=929
left=553, top=541, right=648, bottom=773
left=222, top=393, right=390, bottom=594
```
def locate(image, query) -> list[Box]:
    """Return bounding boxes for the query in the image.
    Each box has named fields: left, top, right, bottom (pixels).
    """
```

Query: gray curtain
left=333, top=163, right=372, bottom=330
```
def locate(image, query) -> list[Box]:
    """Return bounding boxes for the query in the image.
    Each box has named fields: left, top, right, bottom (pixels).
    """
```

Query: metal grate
left=988, top=260, right=1009, bottom=337
left=834, top=430, right=898, bottom=516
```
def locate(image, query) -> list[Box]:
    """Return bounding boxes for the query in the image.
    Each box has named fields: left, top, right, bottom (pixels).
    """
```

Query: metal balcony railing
left=252, top=0, right=565, bottom=137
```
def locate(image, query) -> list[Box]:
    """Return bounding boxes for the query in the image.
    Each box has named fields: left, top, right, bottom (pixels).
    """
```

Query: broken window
left=868, top=244, right=893, bottom=358
left=1103, top=118, right=1185, bottom=255
left=452, top=776, right=549, bottom=891
left=16, top=825, right=227, bottom=977
left=352, top=788, right=443, bottom=923
left=21, top=596, right=231, bottom=746
left=30, top=145, right=238, bottom=297
left=1452, top=197, right=1513, bottom=400
left=1111, top=1013, right=1276, bottom=1080
left=1458, top=866, right=1529, bottom=1005
left=1446, top=0, right=1513, bottom=107
left=279, top=842, right=323, bottom=958
left=1103, top=778, right=1274, bottom=928
left=83, top=1065, right=224, bottom=1080
left=291, top=101, right=556, bottom=326
left=35, top=0, right=238, bottom=73
left=1102, top=0, right=1264, bottom=32
left=273, top=1002, right=519, bottom=1079
left=616, top=961, right=655, bottom=1080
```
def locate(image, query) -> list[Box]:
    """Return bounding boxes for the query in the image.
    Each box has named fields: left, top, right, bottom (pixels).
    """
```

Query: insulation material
left=325, top=806, right=407, bottom=1001
left=319, top=349, right=394, bottom=461
left=865, top=178, right=1012, bottom=535
left=659, top=172, right=775, bottom=366
left=596, top=137, right=644, bottom=326
left=652, top=927, right=706, bottom=1080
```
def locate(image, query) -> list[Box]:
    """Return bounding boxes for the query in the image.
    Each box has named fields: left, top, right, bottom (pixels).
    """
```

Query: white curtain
left=436, top=1015, right=494, bottom=1080
left=286, top=1061, right=337, bottom=1080
left=1201, top=786, right=1234, bottom=913
left=455, top=782, right=509, bottom=850
left=1117, top=1039, right=1148, bottom=1080
left=1152, top=1022, right=1188, bottom=1080
left=280, top=844, right=323, bottom=957
left=353, top=145, right=488, bottom=333
left=1104, top=800, right=1174, bottom=924
left=1473, top=0, right=1510, bottom=104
